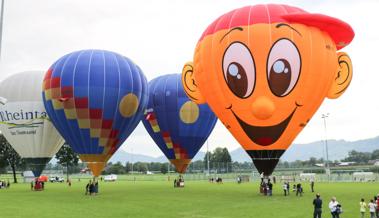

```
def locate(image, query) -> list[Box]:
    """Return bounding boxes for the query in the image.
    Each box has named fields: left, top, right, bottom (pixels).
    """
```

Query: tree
left=105, top=162, right=125, bottom=174
left=203, top=151, right=211, bottom=170
left=371, top=149, right=379, bottom=160
left=160, top=163, right=168, bottom=174
left=125, top=162, right=132, bottom=173
left=342, top=150, right=371, bottom=164
left=0, top=134, right=25, bottom=183
left=55, top=143, right=79, bottom=180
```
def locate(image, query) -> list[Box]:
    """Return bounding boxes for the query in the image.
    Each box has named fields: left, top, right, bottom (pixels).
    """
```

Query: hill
left=109, top=136, right=379, bottom=163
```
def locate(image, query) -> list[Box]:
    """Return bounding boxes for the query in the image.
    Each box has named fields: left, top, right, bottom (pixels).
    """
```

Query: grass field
left=0, top=180, right=378, bottom=218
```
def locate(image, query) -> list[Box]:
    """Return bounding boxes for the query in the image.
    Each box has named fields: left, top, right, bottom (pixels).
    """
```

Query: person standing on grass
left=376, top=194, right=379, bottom=218
left=313, top=193, right=322, bottom=218
left=85, top=181, right=90, bottom=195
left=286, top=182, right=290, bottom=196
left=368, top=199, right=377, bottom=218
left=360, top=198, right=367, bottom=218
left=310, top=178, right=315, bottom=192
left=329, top=197, right=339, bottom=218
left=283, top=182, right=287, bottom=196
left=267, top=180, right=273, bottom=196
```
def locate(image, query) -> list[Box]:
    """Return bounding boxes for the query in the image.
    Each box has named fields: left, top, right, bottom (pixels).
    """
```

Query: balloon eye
left=223, top=42, right=255, bottom=98
left=269, top=59, right=292, bottom=96
left=267, top=39, right=301, bottom=97
left=225, top=62, right=248, bottom=98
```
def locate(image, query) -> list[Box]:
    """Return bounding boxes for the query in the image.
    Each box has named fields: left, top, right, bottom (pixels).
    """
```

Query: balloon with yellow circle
left=42, top=49, right=148, bottom=177
left=142, top=74, right=217, bottom=173
left=182, top=4, right=354, bottom=176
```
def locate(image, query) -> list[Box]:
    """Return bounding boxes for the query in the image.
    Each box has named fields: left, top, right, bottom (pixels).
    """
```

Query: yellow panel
left=90, top=128, right=101, bottom=138
left=99, top=138, right=108, bottom=147
left=64, top=108, right=77, bottom=119
left=166, top=142, right=173, bottom=149
left=44, top=89, right=52, bottom=100
left=152, top=125, right=160, bottom=132
left=52, top=99, right=63, bottom=110
left=78, top=119, right=90, bottom=129
left=175, top=153, right=180, bottom=159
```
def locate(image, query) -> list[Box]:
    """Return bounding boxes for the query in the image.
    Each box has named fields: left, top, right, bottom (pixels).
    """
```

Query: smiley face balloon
left=182, top=4, right=354, bottom=176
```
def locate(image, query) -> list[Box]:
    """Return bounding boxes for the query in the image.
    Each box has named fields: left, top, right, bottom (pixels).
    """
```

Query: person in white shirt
left=368, top=199, right=377, bottom=218
left=329, top=197, right=339, bottom=218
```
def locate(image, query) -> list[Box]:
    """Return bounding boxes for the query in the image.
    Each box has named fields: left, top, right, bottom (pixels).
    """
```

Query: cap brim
left=282, top=13, right=354, bottom=50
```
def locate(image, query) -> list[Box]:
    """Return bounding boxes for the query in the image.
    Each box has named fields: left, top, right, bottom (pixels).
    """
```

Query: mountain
left=107, top=136, right=379, bottom=163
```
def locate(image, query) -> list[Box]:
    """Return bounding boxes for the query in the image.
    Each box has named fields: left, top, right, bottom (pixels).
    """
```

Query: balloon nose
left=252, top=96, right=275, bottom=120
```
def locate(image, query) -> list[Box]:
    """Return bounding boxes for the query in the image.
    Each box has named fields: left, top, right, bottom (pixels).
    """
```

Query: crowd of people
left=85, top=180, right=99, bottom=195
left=313, top=193, right=379, bottom=218
left=359, top=195, right=379, bottom=218
left=0, top=180, right=10, bottom=189
left=313, top=194, right=343, bottom=218
left=209, top=177, right=223, bottom=184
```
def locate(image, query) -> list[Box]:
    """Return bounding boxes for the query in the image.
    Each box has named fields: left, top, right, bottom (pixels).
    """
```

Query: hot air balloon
left=42, top=50, right=148, bottom=177
left=181, top=4, right=354, bottom=176
left=142, top=74, right=217, bottom=173
left=0, top=71, right=65, bottom=177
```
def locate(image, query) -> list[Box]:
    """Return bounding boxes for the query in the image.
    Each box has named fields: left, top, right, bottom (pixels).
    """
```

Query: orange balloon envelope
left=182, top=4, right=354, bottom=176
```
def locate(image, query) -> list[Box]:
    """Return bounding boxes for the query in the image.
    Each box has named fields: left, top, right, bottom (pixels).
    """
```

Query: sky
left=1, top=0, right=378, bottom=157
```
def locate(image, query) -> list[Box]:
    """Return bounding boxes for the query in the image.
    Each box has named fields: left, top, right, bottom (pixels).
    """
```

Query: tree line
left=2, top=129, right=379, bottom=182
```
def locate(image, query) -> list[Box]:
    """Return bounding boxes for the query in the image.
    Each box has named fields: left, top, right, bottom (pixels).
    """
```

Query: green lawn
left=0, top=180, right=378, bottom=218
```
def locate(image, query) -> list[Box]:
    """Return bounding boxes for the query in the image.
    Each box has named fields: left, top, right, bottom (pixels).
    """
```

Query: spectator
left=85, top=181, right=90, bottom=195
left=313, top=193, right=322, bottom=218
left=376, top=194, right=379, bottom=218
left=283, top=182, right=287, bottom=196
left=267, top=180, right=273, bottom=196
left=94, top=181, right=99, bottom=194
left=368, top=199, right=376, bottom=218
left=89, top=181, right=94, bottom=195
left=296, top=183, right=303, bottom=196
left=329, top=197, right=339, bottom=218
left=286, top=182, right=290, bottom=196
left=360, top=198, right=367, bottom=218
left=30, top=181, right=34, bottom=191
left=310, top=178, right=315, bottom=192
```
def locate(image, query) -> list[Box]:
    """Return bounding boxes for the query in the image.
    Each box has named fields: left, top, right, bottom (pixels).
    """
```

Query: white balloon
left=0, top=71, right=64, bottom=158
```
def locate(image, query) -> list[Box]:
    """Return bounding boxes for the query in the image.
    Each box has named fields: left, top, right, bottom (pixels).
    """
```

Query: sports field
left=0, top=180, right=378, bottom=218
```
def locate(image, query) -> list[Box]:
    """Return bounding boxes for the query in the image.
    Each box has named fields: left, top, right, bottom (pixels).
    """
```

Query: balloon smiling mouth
left=230, top=107, right=298, bottom=146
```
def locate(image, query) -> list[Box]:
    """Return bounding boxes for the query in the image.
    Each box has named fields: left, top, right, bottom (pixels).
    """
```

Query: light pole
left=131, top=148, right=134, bottom=175
left=206, top=140, right=210, bottom=176
left=322, top=113, right=330, bottom=181
left=0, top=0, right=4, bottom=59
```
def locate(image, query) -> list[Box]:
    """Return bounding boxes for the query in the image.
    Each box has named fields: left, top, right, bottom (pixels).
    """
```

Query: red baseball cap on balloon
left=199, top=4, right=354, bottom=50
